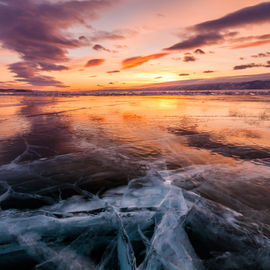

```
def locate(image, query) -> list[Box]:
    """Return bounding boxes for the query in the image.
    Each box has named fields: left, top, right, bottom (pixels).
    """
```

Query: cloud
left=251, top=52, right=270, bottom=58
left=93, top=44, right=111, bottom=52
left=165, top=32, right=224, bottom=51
left=165, top=2, right=270, bottom=52
left=107, top=70, right=120, bottom=73
left=0, top=0, right=117, bottom=87
left=156, top=13, right=165, bottom=17
left=229, top=33, right=270, bottom=44
left=179, top=73, right=189, bottom=76
left=233, top=63, right=262, bottom=70
left=234, top=61, right=270, bottom=70
left=85, top=59, right=105, bottom=68
left=265, top=60, right=270, bottom=67
left=203, top=70, right=215, bottom=73
left=90, top=31, right=125, bottom=42
left=8, top=62, right=36, bottom=79
left=232, top=39, right=270, bottom=49
left=38, top=63, right=69, bottom=71
left=193, top=2, right=270, bottom=32
left=194, top=48, right=205, bottom=54
left=122, top=53, right=168, bottom=69
left=79, top=36, right=89, bottom=42
left=8, top=62, right=67, bottom=87
left=183, top=56, right=197, bottom=62
left=89, top=29, right=137, bottom=42
left=19, top=76, right=68, bottom=87
left=115, top=44, right=128, bottom=49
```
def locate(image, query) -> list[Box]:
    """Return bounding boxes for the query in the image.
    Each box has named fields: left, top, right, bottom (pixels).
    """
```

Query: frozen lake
left=0, top=95, right=270, bottom=269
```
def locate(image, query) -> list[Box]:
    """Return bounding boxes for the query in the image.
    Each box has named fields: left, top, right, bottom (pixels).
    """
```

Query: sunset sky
left=1, top=0, right=270, bottom=91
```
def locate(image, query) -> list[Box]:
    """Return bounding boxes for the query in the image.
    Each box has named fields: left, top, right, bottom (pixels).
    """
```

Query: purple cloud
left=194, top=48, right=205, bottom=54
left=89, top=29, right=137, bottom=42
left=183, top=56, right=197, bottom=62
left=79, top=36, right=89, bottom=42
left=165, top=2, right=270, bottom=52
left=90, top=31, right=125, bottom=42
left=252, top=52, right=270, bottom=58
left=229, top=34, right=270, bottom=44
left=9, top=62, right=66, bottom=87
left=264, top=61, right=270, bottom=67
left=38, top=63, right=69, bottom=71
left=93, top=44, right=111, bottom=52
left=107, top=70, right=120, bottom=73
left=234, top=61, right=270, bottom=70
left=194, top=2, right=270, bottom=32
left=233, top=63, right=262, bottom=70
left=0, top=0, right=117, bottom=87
left=165, top=32, right=224, bottom=51
left=203, top=70, right=215, bottom=73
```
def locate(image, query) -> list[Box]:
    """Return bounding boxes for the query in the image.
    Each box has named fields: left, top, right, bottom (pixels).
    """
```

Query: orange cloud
left=122, top=53, right=169, bottom=69
left=232, top=39, right=270, bottom=49
left=85, top=59, right=105, bottom=68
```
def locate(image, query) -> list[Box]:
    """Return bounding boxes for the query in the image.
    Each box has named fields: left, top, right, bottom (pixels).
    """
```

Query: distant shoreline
left=1, top=89, right=270, bottom=97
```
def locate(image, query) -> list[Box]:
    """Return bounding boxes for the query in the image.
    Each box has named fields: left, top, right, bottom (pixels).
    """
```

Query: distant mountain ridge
left=1, top=75, right=270, bottom=95
left=145, top=80, right=270, bottom=91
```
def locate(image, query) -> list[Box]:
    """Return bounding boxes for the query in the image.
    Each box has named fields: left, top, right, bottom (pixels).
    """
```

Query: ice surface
left=1, top=96, right=270, bottom=269
left=1, top=168, right=269, bottom=269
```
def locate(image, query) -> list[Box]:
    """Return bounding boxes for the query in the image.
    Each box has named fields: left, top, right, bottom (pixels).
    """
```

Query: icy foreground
left=0, top=166, right=270, bottom=270
left=1, top=95, right=270, bottom=269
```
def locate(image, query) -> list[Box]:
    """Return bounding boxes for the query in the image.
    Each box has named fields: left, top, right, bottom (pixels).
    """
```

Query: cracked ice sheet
left=0, top=172, right=204, bottom=270
left=1, top=170, right=269, bottom=269
left=159, top=161, right=270, bottom=225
